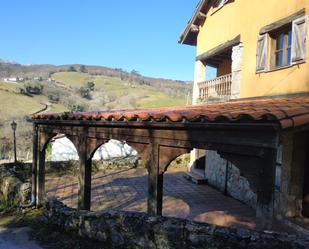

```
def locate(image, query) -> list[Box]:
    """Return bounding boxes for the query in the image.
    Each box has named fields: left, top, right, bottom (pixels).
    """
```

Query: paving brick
left=45, top=167, right=291, bottom=232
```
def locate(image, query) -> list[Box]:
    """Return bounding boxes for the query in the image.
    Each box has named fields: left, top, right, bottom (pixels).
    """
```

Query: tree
left=130, top=69, right=140, bottom=76
left=79, top=86, right=92, bottom=100
left=80, top=65, right=87, bottom=73
left=87, top=81, right=95, bottom=91
left=68, top=66, right=77, bottom=72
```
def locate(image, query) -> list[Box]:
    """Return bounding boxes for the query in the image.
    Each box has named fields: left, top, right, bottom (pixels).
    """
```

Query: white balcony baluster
left=198, top=73, right=232, bottom=101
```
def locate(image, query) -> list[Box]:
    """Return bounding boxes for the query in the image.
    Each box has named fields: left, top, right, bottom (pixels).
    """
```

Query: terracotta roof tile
left=33, top=95, right=309, bottom=130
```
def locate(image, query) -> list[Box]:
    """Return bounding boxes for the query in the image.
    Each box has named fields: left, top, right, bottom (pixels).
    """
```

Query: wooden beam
left=38, top=124, right=279, bottom=149
left=256, top=148, right=277, bottom=230
left=196, top=35, right=241, bottom=62
left=190, top=24, right=199, bottom=33
left=37, top=131, right=51, bottom=206
left=207, top=58, right=224, bottom=64
left=147, top=143, right=163, bottom=215
left=32, top=124, right=38, bottom=206
left=216, top=54, right=231, bottom=60
left=77, top=131, right=92, bottom=211
left=260, top=8, right=305, bottom=34
left=197, top=12, right=206, bottom=21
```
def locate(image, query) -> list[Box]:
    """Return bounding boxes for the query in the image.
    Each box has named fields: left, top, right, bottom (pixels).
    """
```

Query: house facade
left=180, top=0, right=308, bottom=102
left=180, top=0, right=309, bottom=222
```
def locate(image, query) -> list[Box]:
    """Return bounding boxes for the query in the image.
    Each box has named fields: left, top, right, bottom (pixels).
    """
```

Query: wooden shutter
left=256, top=34, right=268, bottom=72
left=292, top=15, right=308, bottom=63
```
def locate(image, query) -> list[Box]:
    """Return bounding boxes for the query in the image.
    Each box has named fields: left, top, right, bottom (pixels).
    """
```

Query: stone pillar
left=231, top=43, right=243, bottom=99
left=189, top=60, right=206, bottom=171
left=280, top=132, right=306, bottom=218
left=256, top=148, right=277, bottom=231
left=77, top=134, right=92, bottom=211
left=192, top=60, right=206, bottom=105
left=147, top=143, right=163, bottom=216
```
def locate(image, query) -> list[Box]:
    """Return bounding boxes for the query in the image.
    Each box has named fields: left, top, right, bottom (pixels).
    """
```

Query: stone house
left=179, top=0, right=309, bottom=224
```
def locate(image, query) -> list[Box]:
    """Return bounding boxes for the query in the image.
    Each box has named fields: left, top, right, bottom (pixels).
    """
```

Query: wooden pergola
left=31, top=95, right=309, bottom=231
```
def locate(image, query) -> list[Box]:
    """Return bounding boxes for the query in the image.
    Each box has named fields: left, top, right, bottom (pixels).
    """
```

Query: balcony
left=198, top=73, right=232, bottom=102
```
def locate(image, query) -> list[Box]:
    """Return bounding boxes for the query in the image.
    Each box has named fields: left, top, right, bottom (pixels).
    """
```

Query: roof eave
left=178, top=0, right=210, bottom=46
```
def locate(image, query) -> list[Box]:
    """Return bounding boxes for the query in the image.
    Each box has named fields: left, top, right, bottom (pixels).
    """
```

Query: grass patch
left=52, top=72, right=93, bottom=88
left=0, top=200, right=9, bottom=212
left=0, top=90, right=45, bottom=119
left=53, top=72, right=187, bottom=109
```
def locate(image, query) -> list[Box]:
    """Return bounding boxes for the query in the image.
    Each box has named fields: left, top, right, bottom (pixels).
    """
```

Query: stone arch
left=87, top=139, right=139, bottom=162
left=37, top=132, right=80, bottom=207
left=48, top=134, right=80, bottom=162
left=85, top=137, right=108, bottom=161
left=159, top=146, right=191, bottom=174
left=39, top=132, right=79, bottom=156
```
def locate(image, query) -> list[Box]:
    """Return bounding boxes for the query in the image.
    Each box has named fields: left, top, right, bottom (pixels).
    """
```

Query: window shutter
left=214, top=0, right=228, bottom=8
left=292, top=15, right=307, bottom=63
left=256, top=34, right=268, bottom=72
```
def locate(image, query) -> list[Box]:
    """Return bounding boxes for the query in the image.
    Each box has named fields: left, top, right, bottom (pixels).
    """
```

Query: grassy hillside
left=0, top=81, right=67, bottom=121
left=52, top=72, right=187, bottom=109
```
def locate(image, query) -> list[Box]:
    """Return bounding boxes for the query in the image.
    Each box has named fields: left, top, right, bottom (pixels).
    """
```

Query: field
left=53, top=72, right=187, bottom=109
left=0, top=81, right=67, bottom=122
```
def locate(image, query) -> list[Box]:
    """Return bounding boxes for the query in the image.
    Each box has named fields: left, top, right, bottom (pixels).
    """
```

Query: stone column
left=231, top=43, right=243, bottom=99
left=190, top=60, right=206, bottom=170
left=192, top=60, right=206, bottom=105
left=147, top=143, right=163, bottom=216
left=280, top=132, right=306, bottom=218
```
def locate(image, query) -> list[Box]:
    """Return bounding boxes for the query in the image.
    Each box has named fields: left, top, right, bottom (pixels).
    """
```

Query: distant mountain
left=0, top=58, right=18, bottom=64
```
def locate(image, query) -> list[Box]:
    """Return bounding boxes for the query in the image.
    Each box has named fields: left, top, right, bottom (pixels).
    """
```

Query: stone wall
left=205, top=151, right=257, bottom=208
left=0, top=164, right=31, bottom=206
left=43, top=198, right=309, bottom=249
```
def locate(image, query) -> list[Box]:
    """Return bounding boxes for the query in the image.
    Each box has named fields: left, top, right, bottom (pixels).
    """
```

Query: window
left=270, top=26, right=292, bottom=68
left=256, top=15, right=307, bottom=72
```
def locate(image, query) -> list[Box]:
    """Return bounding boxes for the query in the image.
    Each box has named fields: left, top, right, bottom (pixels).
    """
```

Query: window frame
left=269, top=25, right=292, bottom=70
left=256, top=13, right=308, bottom=74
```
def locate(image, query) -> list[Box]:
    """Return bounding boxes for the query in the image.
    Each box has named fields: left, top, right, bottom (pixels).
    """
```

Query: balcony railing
left=198, top=73, right=232, bottom=101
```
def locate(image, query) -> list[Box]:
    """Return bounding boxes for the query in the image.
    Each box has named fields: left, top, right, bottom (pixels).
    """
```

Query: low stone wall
left=43, top=198, right=309, bottom=249
left=0, top=164, right=31, bottom=206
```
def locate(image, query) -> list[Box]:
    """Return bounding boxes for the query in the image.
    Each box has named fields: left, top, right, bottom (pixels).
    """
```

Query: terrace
left=32, top=95, right=309, bottom=232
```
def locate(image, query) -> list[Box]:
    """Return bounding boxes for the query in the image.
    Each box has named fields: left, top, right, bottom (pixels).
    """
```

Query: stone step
left=183, top=172, right=208, bottom=185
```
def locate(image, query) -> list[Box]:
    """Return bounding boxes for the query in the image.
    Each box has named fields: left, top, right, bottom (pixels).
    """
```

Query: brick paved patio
left=46, top=166, right=259, bottom=230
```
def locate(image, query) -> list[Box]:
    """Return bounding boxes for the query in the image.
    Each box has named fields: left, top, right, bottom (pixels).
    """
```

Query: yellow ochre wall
left=197, top=0, right=309, bottom=98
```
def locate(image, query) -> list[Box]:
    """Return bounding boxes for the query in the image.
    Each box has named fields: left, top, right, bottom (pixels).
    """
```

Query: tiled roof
left=33, top=96, right=309, bottom=130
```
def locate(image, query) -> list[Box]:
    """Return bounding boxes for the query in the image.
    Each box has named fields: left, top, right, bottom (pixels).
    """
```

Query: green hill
left=52, top=72, right=187, bottom=109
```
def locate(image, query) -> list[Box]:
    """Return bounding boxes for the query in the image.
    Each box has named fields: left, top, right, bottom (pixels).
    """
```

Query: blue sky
left=0, top=0, right=205, bottom=81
